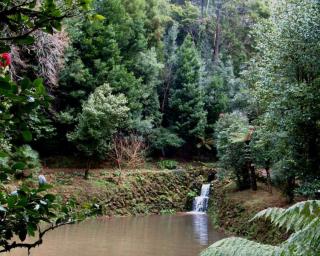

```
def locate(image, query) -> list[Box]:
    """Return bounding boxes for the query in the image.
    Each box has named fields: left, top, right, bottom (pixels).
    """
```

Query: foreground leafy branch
left=0, top=182, right=100, bottom=254
left=0, top=220, right=73, bottom=254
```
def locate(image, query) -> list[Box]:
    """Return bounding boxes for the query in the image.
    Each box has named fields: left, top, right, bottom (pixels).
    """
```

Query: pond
left=6, top=213, right=225, bottom=256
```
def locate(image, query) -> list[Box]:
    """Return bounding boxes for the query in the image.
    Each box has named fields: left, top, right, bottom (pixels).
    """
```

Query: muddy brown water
left=6, top=213, right=225, bottom=256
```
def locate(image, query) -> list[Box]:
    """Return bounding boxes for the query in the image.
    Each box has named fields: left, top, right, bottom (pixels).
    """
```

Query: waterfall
left=192, top=184, right=210, bottom=212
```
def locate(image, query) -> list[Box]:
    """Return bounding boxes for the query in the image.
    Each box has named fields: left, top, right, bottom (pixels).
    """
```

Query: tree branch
left=0, top=221, right=75, bottom=254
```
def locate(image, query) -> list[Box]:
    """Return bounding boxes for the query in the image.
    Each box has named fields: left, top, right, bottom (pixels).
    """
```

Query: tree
left=0, top=0, right=93, bottom=51
left=245, top=0, right=320, bottom=201
left=54, top=0, right=171, bottom=155
left=214, top=111, right=254, bottom=190
left=161, top=22, right=179, bottom=112
left=168, top=34, right=207, bottom=146
left=67, top=84, right=129, bottom=178
left=203, top=58, right=247, bottom=134
left=210, top=0, right=270, bottom=72
left=148, top=127, right=184, bottom=156
left=134, top=47, right=163, bottom=130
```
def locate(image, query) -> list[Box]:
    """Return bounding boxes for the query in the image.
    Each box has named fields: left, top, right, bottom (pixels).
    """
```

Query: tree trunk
left=244, top=140, right=257, bottom=191
left=161, top=148, right=166, bottom=158
left=161, top=79, right=170, bottom=113
left=213, top=1, right=222, bottom=63
left=265, top=161, right=272, bottom=194
left=286, top=176, right=295, bottom=203
left=307, top=122, right=319, bottom=175
left=238, top=166, right=251, bottom=190
left=84, top=160, right=91, bottom=180
left=249, top=164, right=257, bottom=191
left=201, top=0, right=205, bottom=17
left=266, top=167, right=272, bottom=194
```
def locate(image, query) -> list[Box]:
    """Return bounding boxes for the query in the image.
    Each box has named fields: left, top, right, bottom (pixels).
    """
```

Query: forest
left=0, top=0, right=320, bottom=255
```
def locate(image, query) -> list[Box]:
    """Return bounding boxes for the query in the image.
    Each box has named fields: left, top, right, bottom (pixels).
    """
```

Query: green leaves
left=0, top=76, right=49, bottom=151
left=239, top=0, right=320, bottom=199
left=201, top=237, right=276, bottom=256
left=202, top=200, right=320, bottom=256
left=214, top=112, right=251, bottom=189
left=67, top=83, right=129, bottom=159
left=168, top=34, right=207, bottom=143
left=0, top=177, right=98, bottom=250
left=252, top=200, right=320, bottom=232
left=0, top=76, right=12, bottom=90
left=12, top=162, right=26, bottom=171
left=0, top=0, right=94, bottom=48
left=93, top=14, right=106, bottom=21
left=22, top=131, right=32, bottom=142
left=15, top=36, right=35, bottom=45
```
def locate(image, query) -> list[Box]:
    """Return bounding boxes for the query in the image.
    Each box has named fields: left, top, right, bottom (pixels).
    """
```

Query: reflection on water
left=191, top=214, right=209, bottom=245
left=6, top=214, right=224, bottom=256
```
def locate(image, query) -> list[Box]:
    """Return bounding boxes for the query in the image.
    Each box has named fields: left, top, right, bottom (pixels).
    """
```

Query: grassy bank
left=43, top=166, right=215, bottom=216
left=208, top=181, right=290, bottom=245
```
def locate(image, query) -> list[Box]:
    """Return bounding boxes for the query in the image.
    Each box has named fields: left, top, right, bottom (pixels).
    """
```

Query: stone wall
left=50, top=168, right=215, bottom=216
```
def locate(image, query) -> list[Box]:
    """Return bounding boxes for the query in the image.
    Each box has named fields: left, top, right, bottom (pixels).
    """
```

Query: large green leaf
left=22, top=130, right=33, bottom=142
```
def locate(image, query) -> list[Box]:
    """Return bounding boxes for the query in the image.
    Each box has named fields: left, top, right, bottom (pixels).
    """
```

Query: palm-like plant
left=197, top=136, right=215, bottom=151
left=201, top=200, right=320, bottom=256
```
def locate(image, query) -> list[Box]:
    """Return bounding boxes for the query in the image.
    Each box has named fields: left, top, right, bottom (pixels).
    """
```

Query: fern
left=252, top=200, right=320, bottom=232
left=201, top=200, right=320, bottom=256
left=201, top=237, right=276, bottom=256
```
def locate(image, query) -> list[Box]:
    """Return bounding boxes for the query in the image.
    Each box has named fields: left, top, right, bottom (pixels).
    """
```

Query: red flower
left=0, top=53, right=11, bottom=68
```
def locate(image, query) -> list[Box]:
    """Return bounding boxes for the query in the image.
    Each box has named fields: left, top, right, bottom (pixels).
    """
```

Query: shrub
left=158, top=160, right=178, bottom=170
left=109, top=133, right=147, bottom=169
left=295, top=179, right=320, bottom=198
left=148, top=127, right=184, bottom=155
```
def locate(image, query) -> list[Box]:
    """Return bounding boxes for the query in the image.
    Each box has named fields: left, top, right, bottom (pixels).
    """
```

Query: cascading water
left=192, top=184, right=210, bottom=212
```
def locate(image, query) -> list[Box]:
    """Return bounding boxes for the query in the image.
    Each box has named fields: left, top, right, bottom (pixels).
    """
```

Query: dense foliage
left=212, top=0, right=320, bottom=198
left=26, top=0, right=270, bottom=159
left=68, top=84, right=129, bottom=161
left=214, top=112, right=252, bottom=190
left=0, top=0, right=100, bottom=254
left=202, top=0, right=320, bottom=254
left=247, top=0, right=320, bottom=199
left=2, top=0, right=320, bottom=253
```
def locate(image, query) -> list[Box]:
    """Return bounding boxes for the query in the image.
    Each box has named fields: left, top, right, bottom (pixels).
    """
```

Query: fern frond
left=252, top=200, right=320, bottom=232
left=276, top=218, right=320, bottom=256
left=202, top=201, right=320, bottom=256
left=200, top=237, right=277, bottom=256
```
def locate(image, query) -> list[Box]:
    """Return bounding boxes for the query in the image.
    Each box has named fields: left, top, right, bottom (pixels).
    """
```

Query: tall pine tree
left=168, top=34, right=207, bottom=145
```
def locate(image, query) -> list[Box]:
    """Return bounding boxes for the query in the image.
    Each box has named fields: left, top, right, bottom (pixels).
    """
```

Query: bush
left=109, top=134, right=147, bottom=169
left=295, top=179, right=320, bottom=198
left=158, top=160, right=178, bottom=170
left=148, top=127, right=184, bottom=155
left=12, top=145, right=40, bottom=178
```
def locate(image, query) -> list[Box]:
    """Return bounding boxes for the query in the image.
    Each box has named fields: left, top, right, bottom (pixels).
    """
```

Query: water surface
left=7, top=214, right=224, bottom=256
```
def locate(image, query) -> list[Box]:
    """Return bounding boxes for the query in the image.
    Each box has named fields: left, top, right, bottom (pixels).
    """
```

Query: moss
left=48, top=168, right=215, bottom=216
